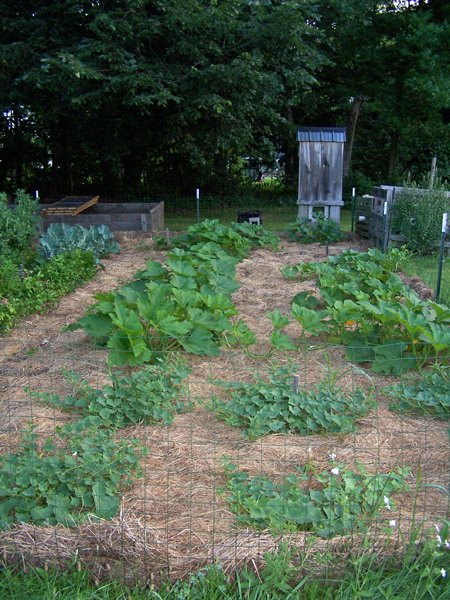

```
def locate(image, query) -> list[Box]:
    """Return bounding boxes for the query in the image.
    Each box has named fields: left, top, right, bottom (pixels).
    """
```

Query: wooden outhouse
left=297, top=127, right=346, bottom=223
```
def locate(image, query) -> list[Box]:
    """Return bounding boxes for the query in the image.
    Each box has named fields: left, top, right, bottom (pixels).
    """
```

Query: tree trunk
left=343, top=95, right=365, bottom=176
left=387, top=131, right=400, bottom=181
left=283, top=106, right=296, bottom=185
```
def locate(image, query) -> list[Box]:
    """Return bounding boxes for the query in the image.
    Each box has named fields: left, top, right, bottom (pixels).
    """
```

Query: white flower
left=441, top=569, right=446, bottom=578
left=329, top=452, right=337, bottom=460
left=307, top=447, right=312, bottom=454
left=435, top=524, right=441, bottom=533
left=383, top=496, right=391, bottom=510
left=437, top=535, right=443, bottom=546
left=389, top=520, right=396, bottom=528
left=445, top=539, right=450, bottom=549
left=331, top=467, right=340, bottom=476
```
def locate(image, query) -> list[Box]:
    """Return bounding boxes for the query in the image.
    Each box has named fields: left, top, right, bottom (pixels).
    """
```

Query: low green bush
left=39, top=223, right=120, bottom=263
left=286, top=212, right=344, bottom=247
left=385, top=366, right=449, bottom=419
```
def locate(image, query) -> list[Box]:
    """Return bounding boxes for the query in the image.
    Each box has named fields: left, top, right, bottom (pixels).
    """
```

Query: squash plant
left=281, top=249, right=450, bottom=373
left=67, top=242, right=254, bottom=365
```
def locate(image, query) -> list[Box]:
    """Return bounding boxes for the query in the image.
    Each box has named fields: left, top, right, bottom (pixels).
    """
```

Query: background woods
left=0, top=0, right=448, bottom=196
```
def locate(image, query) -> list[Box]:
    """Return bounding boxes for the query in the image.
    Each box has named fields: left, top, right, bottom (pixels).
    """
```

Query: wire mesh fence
left=0, top=234, right=449, bottom=586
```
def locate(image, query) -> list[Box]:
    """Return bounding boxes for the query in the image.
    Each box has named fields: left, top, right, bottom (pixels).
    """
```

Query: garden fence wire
left=1, top=330, right=448, bottom=586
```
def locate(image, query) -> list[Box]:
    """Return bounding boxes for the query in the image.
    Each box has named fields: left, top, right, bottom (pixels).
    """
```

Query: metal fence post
left=436, top=212, right=448, bottom=302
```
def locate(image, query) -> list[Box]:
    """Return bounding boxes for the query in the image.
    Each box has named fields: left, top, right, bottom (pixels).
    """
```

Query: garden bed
left=0, top=237, right=448, bottom=584
left=40, top=202, right=164, bottom=232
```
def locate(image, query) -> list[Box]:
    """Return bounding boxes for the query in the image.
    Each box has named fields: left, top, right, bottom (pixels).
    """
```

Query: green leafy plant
left=384, top=365, right=449, bottom=419
left=66, top=242, right=254, bottom=365
left=280, top=248, right=450, bottom=373
left=39, top=223, right=120, bottom=263
left=210, top=365, right=375, bottom=439
left=0, top=426, right=142, bottom=527
left=0, top=250, right=97, bottom=332
left=222, top=459, right=409, bottom=537
left=286, top=212, right=344, bottom=249
left=32, top=358, right=192, bottom=428
left=390, top=185, right=449, bottom=255
left=0, top=189, right=39, bottom=262
left=231, top=221, right=279, bottom=251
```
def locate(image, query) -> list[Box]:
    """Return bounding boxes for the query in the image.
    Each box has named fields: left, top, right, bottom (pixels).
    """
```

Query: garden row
left=1, top=219, right=448, bottom=538
left=0, top=191, right=120, bottom=332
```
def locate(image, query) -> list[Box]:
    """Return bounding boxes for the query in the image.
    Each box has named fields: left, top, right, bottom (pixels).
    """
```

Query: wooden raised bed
left=40, top=202, right=164, bottom=233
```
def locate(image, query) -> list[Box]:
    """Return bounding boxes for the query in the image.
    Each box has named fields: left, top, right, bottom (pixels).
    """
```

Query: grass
left=402, top=253, right=450, bottom=305
left=165, top=206, right=352, bottom=233
left=0, top=542, right=448, bottom=599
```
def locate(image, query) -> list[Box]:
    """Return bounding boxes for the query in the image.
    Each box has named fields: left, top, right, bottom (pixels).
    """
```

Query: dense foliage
left=211, top=366, right=375, bottom=439
left=0, top=426, right=142, bottom=527
left=385, top=366, right=449, bottom=419
left=390, top=186, right=449, bottom=254
left=286, top=213, right=344, bottom=247
left=67, top=220, right=279, bottom=365
left=1, top=1, right=448, bottom=194
left=0, top=190, right=39, bottom=262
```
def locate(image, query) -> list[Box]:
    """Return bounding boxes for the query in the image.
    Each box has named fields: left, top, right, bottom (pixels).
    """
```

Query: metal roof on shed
left=297, top=127, right=346, bottom=142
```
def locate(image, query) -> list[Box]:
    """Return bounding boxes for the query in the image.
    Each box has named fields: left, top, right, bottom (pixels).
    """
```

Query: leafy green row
left=68, top=221, right=279, bottom=366
left=280, top=248, right=450, bottom=373
left=0, top=250, right=97, bottom=332
left=157, top=218, right=279, bottom=256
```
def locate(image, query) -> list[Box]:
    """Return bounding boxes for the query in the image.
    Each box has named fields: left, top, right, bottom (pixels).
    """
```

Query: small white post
left=430, top=156, right=437, bottom=189
left=35, top=190, right=39, bottom=199
left=196, top=188, right=200, bottom=223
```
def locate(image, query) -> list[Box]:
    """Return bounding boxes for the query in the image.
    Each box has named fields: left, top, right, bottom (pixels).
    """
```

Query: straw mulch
left=0, top=237, right=448, bottom=583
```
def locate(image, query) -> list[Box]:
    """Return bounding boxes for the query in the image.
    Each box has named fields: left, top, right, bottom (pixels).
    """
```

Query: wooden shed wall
left=298, top=141, right=344, bottom=205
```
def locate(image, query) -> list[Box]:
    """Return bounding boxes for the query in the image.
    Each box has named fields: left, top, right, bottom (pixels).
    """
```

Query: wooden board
left=298, top=141, right=344, bottom=205
left=41, top=195, right=99, bottom=216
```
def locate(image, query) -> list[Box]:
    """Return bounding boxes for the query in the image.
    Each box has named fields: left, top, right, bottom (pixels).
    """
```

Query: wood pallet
left=41, top=195, right=99, bottom=216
